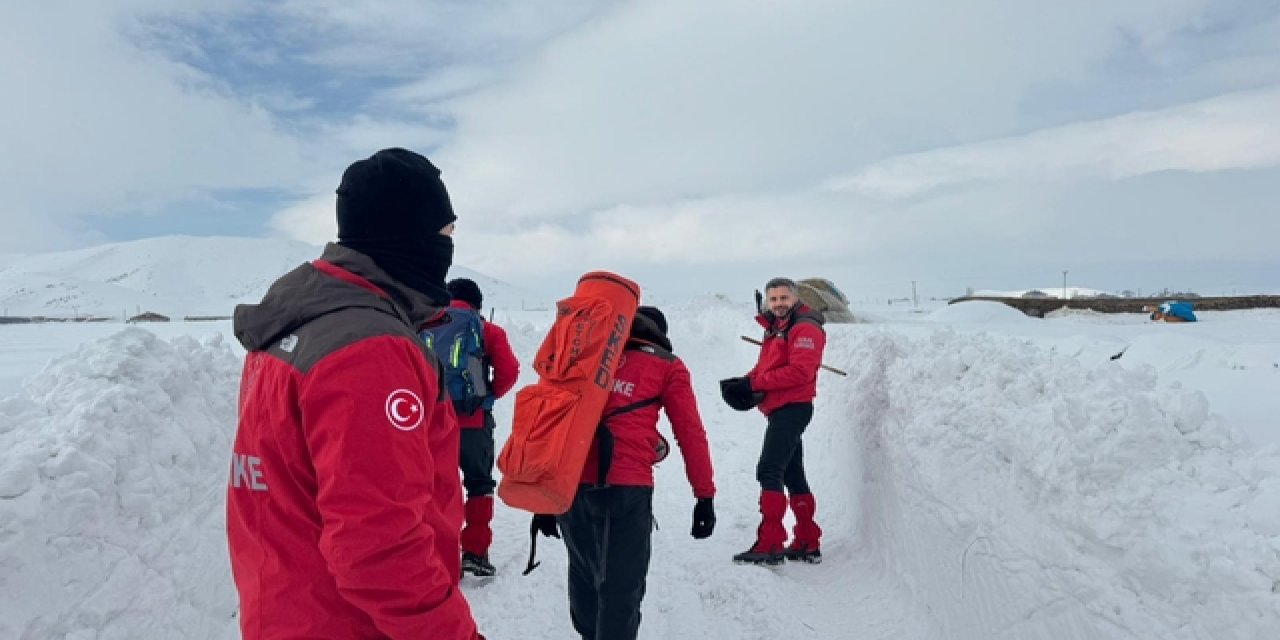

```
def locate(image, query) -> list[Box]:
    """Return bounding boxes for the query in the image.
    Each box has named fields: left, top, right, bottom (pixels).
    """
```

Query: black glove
left=531, top=514, right=560, bottom=539
left=720, top=377, right=762, bottom=411
left=691, top=497, right=716, bottom=539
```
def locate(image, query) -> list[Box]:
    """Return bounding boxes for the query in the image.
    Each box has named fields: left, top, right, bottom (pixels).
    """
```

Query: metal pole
left=1062, top=270, right=1068, bottom=301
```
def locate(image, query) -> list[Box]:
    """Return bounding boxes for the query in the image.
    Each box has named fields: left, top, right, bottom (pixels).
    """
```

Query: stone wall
left=949, top=295, right=1280, bottom=318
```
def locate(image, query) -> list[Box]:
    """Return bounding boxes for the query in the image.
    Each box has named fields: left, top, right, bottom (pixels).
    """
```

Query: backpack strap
left=523, top=516, right=549, bottom=576
left=594, top=396, right=661, bottom=488
left=413, top=332, right=450, bottom=403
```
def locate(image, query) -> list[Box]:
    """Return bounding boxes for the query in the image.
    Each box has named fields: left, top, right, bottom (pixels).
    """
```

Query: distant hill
left=0, top=236, right=538, bottom=320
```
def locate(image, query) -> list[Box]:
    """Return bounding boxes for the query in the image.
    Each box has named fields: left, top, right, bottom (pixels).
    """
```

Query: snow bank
left=0, top=328, right=241, bottom=639
left=831, top=326, right=1280, bottom=639
left=926, top=300, right=1034, bottom=324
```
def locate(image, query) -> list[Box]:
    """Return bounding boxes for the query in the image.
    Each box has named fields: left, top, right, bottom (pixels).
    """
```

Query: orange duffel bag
left=497, top=271, right=640, bottom=514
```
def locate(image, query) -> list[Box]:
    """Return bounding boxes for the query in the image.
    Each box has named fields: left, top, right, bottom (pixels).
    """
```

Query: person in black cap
left=427, top=277, right=521, bottom=577
left=534, top=304, right=717, bottom=640
left=228, top=148, right=485, bottom=639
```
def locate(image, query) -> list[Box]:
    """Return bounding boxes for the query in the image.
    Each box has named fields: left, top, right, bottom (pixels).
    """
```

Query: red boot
left=784, top=493, right=822, bottom=564
left=733, top=490, right=787, bottom=565
left=460, top=496, right=495, bottom=576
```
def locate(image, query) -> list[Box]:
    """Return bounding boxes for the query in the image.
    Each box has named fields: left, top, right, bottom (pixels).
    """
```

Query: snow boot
left=460, top=496, right=494, bottom=561
left=461, top=551, right=496, bottom=577
left=782, top=545, right=823, bottom=564
left=784, top=493, right=822, bottom=564
left=733, top=490, right=787, bottom=565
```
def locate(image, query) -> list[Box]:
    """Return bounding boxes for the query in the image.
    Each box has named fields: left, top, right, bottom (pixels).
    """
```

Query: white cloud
left=270, top=0, right=605, bottom=75
left=453, top=192, right=853, bottom=278
left=0, top=1, right=607, bottom=253
left=4, top=0, right=1278, bottom=298
left=416, top=0, right=1280, bottom=298
left=0, top=2, right=313, bottom=251
left=828, top=86, right=1280, bottom=199
left=267, top=192, right=336, bottom=245
left=439, top=0, right=1227, bottom=222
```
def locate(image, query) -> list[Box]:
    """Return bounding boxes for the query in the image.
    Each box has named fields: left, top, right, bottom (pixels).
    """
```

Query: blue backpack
left=420, top=307, right=490, bottom=415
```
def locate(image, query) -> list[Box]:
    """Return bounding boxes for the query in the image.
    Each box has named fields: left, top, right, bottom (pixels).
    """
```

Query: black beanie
left=630, top=305, right=672, bottom=352
left=447, top=278, right=483, bottom=309
left=636, top=306, right=668, bottom=335
left=336, top=148, right=456, bottom=241
left=335, top=148, right=456, bottom=301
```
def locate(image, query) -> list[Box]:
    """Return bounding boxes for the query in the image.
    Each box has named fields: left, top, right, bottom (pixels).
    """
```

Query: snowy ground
left=1, top=299, right=1278, bottom=639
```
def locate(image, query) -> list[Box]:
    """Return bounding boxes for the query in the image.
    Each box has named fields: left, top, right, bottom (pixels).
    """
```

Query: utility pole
left=911, top=281, right=919, bottom=309
left=1061, top=270, right=1068, bottom=301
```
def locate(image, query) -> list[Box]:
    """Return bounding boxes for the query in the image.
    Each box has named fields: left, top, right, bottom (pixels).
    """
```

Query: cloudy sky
left=3, top=0, right=1278, bottom=300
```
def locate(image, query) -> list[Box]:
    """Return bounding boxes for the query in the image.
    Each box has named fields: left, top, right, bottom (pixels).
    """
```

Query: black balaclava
left=336, top=148, right=457, bottom=302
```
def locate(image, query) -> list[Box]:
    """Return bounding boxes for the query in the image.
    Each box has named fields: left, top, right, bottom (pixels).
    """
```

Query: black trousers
left=557, top=486, right=654, bottom=640
left=459, top=411, right=496, bottom=498
left=755, top=402, right=814, bottom=494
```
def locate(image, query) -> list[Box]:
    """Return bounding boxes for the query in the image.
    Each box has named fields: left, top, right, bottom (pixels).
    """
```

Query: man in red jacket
left=438, top=277, right=520, bottom=577
left=227, top=148, right=484, bottom=639
left=722, top=277, right=827, bottom=566
left=535, top=305, right=716, bottom=640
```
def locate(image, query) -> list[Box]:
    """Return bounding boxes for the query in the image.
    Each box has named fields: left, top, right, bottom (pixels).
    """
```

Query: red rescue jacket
left=579, top=338, right=716, bottom=499
left=445, top=300, right=520, bottom=429
left=747, top=305, right=827, bottom=416
left=227, top=244, right=479, bottom=639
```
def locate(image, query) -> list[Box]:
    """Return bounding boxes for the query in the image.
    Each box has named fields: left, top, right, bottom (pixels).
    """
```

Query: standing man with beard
left=227, top=148, right=484, bottom=639
left=721, top=277, right=827, bottom=566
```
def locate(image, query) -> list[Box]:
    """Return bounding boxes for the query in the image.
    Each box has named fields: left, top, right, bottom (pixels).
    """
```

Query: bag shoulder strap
left=604, top=396, right=660, bottom=419
left=595, top=396, right=661, bottom=487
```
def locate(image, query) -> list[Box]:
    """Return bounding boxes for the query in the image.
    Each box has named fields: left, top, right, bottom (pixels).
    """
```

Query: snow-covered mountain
left=0, top=236, right=539, bottom=319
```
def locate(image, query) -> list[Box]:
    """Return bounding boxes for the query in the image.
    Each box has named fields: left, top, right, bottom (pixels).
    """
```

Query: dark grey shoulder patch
left=635, top=344, right=677, bottom=362
left=265, top=307, right=426, bottom=375
left=794, top=314, right=826, bottom=334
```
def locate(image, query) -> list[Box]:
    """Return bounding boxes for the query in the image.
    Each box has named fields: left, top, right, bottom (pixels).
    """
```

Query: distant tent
left=796, top=278, right=858, bottom=323
left=127, top=311, right=170, bottom=323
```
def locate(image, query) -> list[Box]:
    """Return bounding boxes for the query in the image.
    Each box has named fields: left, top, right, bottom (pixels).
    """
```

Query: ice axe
left=739, top=335, right=848, bottom=376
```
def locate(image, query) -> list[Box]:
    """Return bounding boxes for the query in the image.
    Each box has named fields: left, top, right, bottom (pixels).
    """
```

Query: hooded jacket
left=227, top=243, right=478, bottom=639
left=746, top=305, right=827, bottom=416
left=578, top=314, right=716, bottom=498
